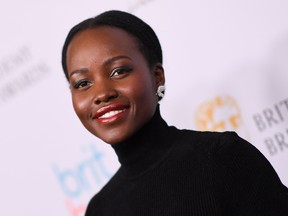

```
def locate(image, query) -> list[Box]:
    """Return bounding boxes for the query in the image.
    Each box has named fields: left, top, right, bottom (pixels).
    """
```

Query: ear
left=153, top=63, right=165, bottom=87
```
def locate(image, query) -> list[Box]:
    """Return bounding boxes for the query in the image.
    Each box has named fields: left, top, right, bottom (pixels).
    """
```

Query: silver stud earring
left=156, top=85, right=165, bottom=98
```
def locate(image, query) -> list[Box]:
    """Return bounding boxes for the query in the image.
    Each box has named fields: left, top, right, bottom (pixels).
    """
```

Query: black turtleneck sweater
left=85, top=107, right=288, bottom=216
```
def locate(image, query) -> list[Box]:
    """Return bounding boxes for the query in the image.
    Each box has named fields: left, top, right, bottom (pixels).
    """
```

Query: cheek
left=138, top=74, right=157, bottom=102
left=72, top=94, right=91, bottom=120
left=123, top=75, right=156, bottom=103
left=127, top=71, right=157, bottom=102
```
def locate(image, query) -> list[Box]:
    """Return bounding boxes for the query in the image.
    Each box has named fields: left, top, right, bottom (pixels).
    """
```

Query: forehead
left=66, top=26, right=145, bottom=74
left=68, top=26, right=140, bottom=54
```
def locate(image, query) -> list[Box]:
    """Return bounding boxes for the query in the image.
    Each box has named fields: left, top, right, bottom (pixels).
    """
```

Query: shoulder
left=174, top=129, right=246, bottom=156
left=176, top=129, right=261, bottom=155
left=174, top=129, right=280, bottom=178
left=84, top=169, right=122, bottom=215
left=176, top=130, right=288, bottom=213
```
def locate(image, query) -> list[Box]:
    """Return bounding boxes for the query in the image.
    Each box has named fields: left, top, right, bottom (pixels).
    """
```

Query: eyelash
left=73, top=79, right=92, bottom=89
left=110, top=67, right=132, bottom=78
left=72, top=67, right=132, bottom=89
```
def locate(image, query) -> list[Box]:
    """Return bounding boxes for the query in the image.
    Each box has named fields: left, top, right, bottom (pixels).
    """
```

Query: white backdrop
left=1, top=0, right=288, bottom=215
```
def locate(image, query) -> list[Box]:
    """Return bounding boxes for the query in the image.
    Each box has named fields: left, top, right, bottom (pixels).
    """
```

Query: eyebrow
left=69, top=68, right=89, bottom=78
left=103, top=55, right=132, bottom=66
left=69, top=55, right=132, bottom=79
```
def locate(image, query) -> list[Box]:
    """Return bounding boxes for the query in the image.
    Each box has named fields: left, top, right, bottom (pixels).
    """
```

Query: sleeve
left=84, top=193, right=102, bottom=216
left=84, top=197, right=94, bottom=216
left=213, top=132, right=288, bottom=216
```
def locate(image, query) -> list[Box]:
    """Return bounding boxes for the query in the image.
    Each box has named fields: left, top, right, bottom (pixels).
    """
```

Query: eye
left=110, top=67, right=132, bottom=78
left=72, top=79, right=92, bottom=89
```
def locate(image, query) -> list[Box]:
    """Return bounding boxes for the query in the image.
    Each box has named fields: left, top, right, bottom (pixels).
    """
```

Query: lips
left=98, top=109, right=125, bottom=119
left=93, top=104, right=130, bottom=123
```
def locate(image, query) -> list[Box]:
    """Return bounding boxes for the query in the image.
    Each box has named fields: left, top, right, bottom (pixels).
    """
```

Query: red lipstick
left=93, top=104, right=130, bottom=124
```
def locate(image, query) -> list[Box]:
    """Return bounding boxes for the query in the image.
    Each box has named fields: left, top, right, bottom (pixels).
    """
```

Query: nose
left=93, top=83, right=118, bottom=105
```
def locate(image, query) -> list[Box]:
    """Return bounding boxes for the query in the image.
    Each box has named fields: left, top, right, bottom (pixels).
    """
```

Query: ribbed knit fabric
left=85, top=106, right=288, bottom=216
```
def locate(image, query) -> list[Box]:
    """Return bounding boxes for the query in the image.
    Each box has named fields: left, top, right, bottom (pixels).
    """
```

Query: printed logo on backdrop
left=194, top=95, right=249, bottom=138
left=53, top=143, right=114, bottom=216
left=252, top=97, right=288, bottom=156
left=0, top=46, right=50, bottom=106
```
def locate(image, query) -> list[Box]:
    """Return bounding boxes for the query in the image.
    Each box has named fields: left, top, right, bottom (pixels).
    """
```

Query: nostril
left=94, top=90, right=119, bottom=105
left=109, top=94, right=118, bottom=100
left=95, top=100, right=101, bottom=105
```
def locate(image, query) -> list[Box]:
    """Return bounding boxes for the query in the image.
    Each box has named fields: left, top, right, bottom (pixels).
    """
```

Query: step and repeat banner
left=1, top=0, right=287, bottom=215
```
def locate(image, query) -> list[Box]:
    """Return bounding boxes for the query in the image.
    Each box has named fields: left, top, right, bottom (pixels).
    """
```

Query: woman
left=62, top=10, right=288, bottom=216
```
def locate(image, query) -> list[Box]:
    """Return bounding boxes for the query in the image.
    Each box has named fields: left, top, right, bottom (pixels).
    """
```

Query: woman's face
left=66, top=26, right=164, bottom=144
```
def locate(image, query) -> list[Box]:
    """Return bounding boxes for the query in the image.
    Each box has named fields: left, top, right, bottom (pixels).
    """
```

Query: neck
left=111, top=105, right=176, bottom=178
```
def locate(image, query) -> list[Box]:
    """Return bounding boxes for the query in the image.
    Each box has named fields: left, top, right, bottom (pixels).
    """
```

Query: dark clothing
left=85, top=107, right=288, bottom=216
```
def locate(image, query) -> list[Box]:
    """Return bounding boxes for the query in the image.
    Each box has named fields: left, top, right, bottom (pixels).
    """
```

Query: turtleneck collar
left=111, top=105, right=177, bottom=178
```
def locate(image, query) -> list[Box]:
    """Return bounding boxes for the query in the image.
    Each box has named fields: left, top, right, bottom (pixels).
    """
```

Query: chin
left=102, top=137, right=125, bottom=145
left=87, top=122, right=139, bottom=145
left=95, top=131, right=128, bottom=145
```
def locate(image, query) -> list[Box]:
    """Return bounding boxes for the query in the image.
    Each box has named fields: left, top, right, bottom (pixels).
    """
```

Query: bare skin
left=66, top=26, right=165, bottom=144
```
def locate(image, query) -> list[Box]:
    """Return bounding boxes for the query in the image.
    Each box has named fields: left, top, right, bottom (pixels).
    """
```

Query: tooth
left=99, top=109, right=124, bottom=119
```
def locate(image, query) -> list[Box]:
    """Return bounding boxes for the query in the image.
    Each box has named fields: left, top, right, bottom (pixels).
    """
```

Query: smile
left=98, top=109, right=126, bottom=119
left=93, top=104, right=130, bottom=124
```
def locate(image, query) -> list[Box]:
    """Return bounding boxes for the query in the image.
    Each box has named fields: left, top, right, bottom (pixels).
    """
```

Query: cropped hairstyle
left=61, top=10, right=163, bottom=81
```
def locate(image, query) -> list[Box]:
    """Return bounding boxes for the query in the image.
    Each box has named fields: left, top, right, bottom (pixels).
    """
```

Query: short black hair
left=61, top=10, right=163, bottom=80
